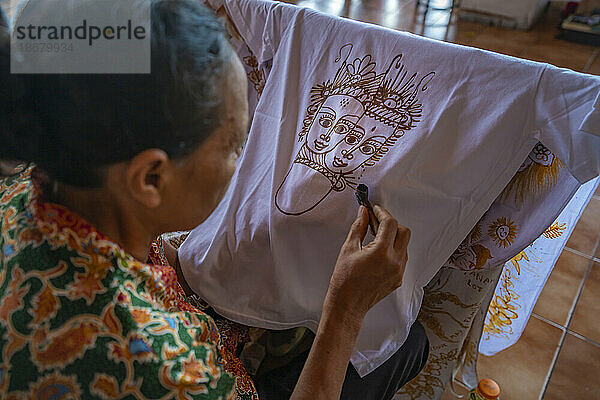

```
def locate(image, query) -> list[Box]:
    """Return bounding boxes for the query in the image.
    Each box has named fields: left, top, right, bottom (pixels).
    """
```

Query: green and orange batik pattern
left=0, top=166, right=258, bottom=399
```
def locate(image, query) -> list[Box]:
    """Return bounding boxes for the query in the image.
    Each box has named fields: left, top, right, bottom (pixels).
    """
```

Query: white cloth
left=179, top=0, right=600, bottom=376
left=479, top=176, right=599, bottom=355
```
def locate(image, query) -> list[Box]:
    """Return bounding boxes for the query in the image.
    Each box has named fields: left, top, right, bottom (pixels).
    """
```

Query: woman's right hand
left=325, top=204, right=411, bottom=322
left=290, top=204, right=410, bottom=400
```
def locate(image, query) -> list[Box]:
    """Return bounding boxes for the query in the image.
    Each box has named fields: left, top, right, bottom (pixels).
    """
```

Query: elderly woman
left=0, top=1, right=427, bottom=399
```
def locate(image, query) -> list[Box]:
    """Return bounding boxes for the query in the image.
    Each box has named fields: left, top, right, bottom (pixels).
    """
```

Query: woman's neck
left=51, top=181, right=155, bottom=262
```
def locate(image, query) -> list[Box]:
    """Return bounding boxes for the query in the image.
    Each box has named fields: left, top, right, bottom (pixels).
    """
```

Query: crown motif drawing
left=275, top=43, right=435, bottom=216
left=299, top=44, right=434, bottom=142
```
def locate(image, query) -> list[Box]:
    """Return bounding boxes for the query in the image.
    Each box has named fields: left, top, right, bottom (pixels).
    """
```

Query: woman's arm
left=290, top=298, right=363, bottom=399
left=291, top=205, right=410, bottom=399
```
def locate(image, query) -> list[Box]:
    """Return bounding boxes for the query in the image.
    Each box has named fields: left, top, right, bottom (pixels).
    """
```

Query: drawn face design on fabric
left=275, top=44, right=435, bottom=216
left=324, top=115, right=389, bottom=173
left=306, top=95, right=365, bottom=154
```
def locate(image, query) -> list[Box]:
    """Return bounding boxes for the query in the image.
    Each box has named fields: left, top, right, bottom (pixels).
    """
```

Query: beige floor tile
left=469, top=26, right=537, bottom=58
left=477, top=315, right=562, bottom=400
left=520, top=40, right=597, bottom=72
left=444, top=19, right=486, bottom=46
left=590, top=55, right=600, bottom=76
left=570, top=262, right=600, bottom=343
left=533, top=249, right=591, bottom=326
left=544, top=333, right=600, bottom=399
left=565, top=198, right=600, bottom=256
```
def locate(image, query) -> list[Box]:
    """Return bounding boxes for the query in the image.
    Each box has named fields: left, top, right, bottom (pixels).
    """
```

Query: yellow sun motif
left=488, top=217, right=519, bottom=248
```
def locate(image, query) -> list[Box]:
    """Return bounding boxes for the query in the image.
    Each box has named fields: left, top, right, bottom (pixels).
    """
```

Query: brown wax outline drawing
left=275, top=44, right=436, bottom=216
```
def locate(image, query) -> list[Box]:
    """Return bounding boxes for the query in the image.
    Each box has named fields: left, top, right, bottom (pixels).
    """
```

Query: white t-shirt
left=180, top=0, right=600, bottom=376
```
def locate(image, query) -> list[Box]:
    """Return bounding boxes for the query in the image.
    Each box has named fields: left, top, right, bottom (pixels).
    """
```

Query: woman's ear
left=124, top=149, right=171, bottom=208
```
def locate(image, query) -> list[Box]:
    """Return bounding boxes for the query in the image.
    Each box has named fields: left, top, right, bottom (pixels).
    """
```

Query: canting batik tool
left=355, top=184, right=379, bottom=236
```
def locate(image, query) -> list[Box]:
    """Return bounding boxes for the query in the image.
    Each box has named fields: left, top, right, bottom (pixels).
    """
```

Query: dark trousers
left=254, top=321, right=429, bottom=400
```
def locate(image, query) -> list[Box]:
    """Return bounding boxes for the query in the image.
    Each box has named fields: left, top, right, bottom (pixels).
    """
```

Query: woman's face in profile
left=164, top=53, right=249, bottom=231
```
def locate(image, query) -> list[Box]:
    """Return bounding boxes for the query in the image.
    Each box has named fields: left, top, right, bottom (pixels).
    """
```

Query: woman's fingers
left=331, top=204, right=412, bottom=316
left=345, top=205, right=369, bottom=249
left=371, top=205, right=410, bottom=254
left=394, top=225, right=411, bottom=255
left=373, top=205, right=398, bottom=248
left=372, top=205, right=409, bottom=287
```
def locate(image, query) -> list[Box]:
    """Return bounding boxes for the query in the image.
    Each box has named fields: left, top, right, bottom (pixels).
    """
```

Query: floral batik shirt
left=0, top=166, right=258, bottom=399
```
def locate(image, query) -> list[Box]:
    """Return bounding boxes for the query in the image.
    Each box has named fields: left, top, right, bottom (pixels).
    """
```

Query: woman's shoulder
left=0, top=176, right=236, bottom=397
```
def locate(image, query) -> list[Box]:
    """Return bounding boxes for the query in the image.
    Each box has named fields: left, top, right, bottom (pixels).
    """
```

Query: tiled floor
left=279, top=0, right=600, bottom=398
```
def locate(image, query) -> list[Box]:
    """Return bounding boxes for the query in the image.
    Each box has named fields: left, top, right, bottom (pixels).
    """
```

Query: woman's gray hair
left=0, top=0, right=232, bottom=186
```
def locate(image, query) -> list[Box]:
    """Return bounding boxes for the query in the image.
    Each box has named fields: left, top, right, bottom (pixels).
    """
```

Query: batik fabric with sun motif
left=0, top=166, right=258, bottom=399
left=394, top=155, right=598, bottom=400
left=443, top=142, right=576, bottom=273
